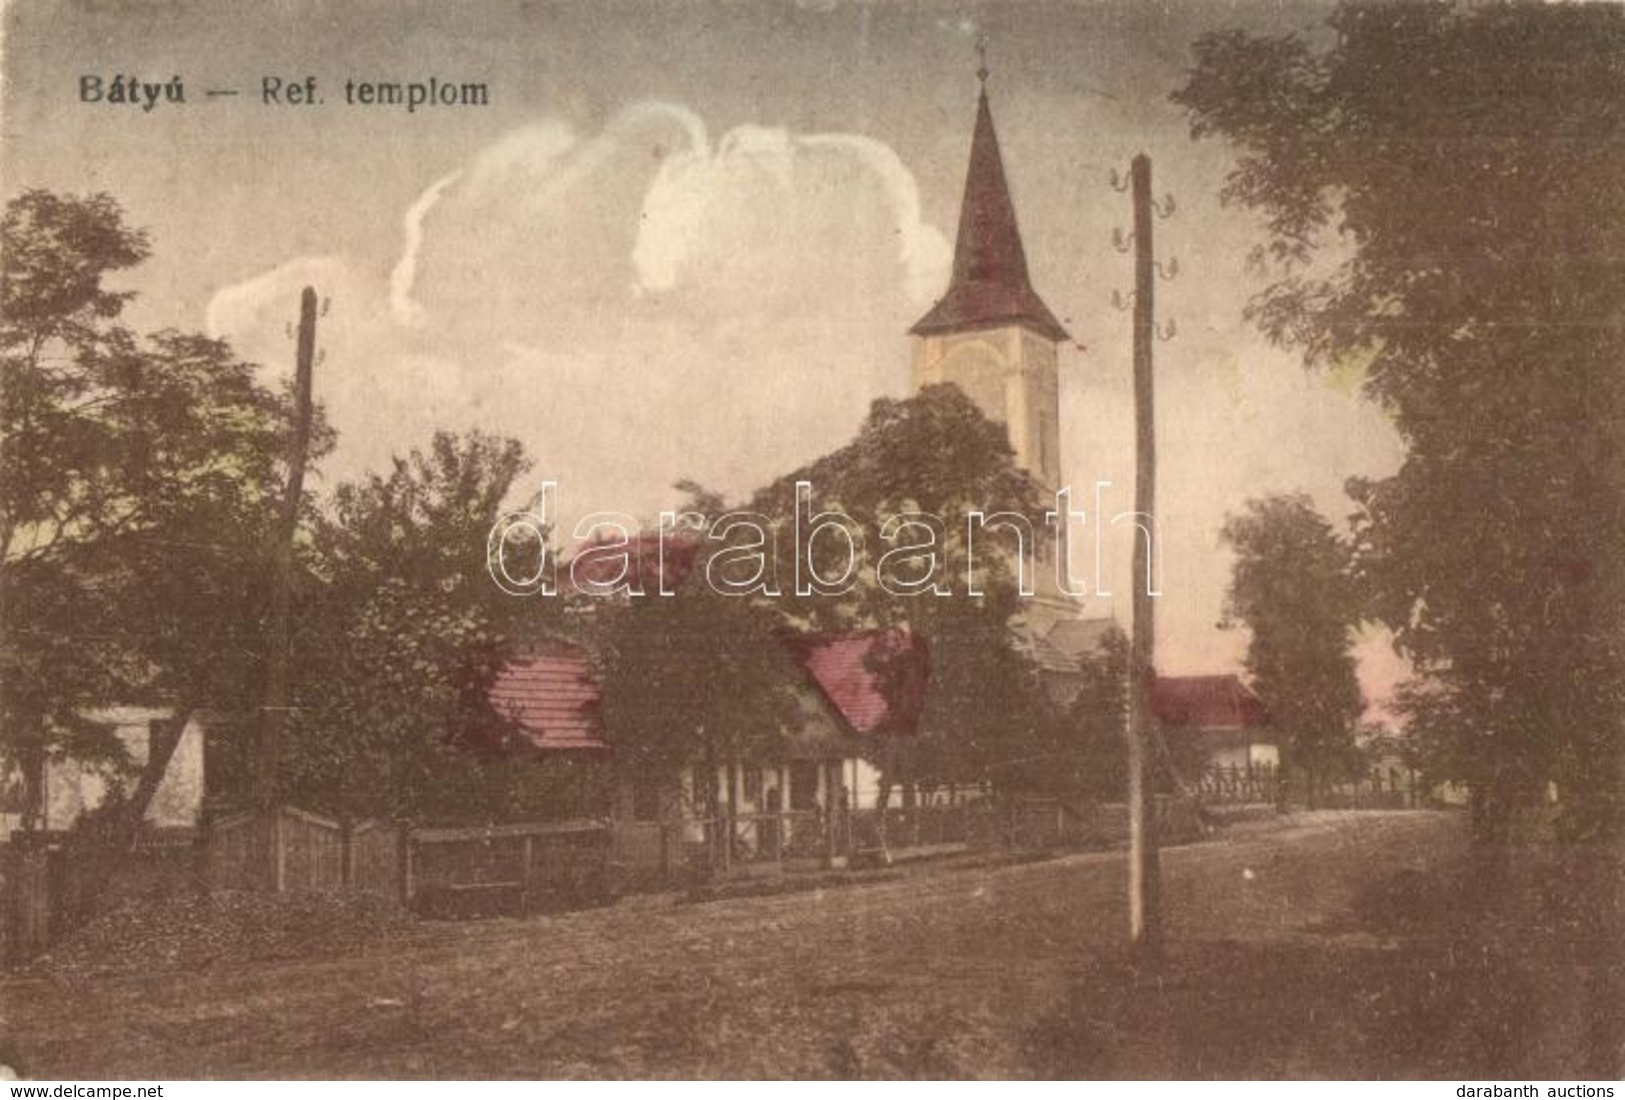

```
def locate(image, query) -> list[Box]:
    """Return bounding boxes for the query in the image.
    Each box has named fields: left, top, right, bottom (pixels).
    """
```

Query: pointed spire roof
left=911, top=86, right=1070, bottom=343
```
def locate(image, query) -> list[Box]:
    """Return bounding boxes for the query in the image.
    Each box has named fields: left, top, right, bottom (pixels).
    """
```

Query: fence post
left=522, top=833, right=535, bottom=901
left=340, top=817, right=354, bottom=891
left=718, top=810, right=731, bottom=875
left=193, top=819, right=212, bottom=896
left=844, top=790, right=855, bottom=861
left=5, top=840, right=51, bottom=964
left=1, top=845, right=10, bottom=964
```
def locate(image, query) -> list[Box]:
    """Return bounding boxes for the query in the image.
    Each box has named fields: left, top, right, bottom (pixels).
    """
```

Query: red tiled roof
left=490, top=628, right=930, bottom=755
left=789, top=630, right=929, bottom=736
left=1152, top=675, right=1269, bottom=732
left=488, top=651, right=609, bottom=751
left=910, top=89, right=1070, bottom=344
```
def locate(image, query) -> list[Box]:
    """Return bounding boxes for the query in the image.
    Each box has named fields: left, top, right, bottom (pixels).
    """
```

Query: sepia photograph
left=0, top=0, right=1621, bottom=1084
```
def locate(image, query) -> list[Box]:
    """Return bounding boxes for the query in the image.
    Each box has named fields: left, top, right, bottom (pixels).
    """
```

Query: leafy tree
left=1003, top=624, right=1129, bottom=802
left=1175, top=5, right=1625, bottom=843
left=1, top=190, right=292, bottom=838
left=280, top=430, right=592, bottom=823
left=593, top=484, right=804, bottom=848
left=593, top=387, right=1069, bottom=832
left=1220, top=494, right=1364, bottom=805
left=749, top=385, right=1061, bottom=804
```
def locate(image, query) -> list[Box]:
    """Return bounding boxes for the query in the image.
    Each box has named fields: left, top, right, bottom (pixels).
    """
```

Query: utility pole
left=1126, top=154, right=1166, bottom=951
left=259, top=286, right=319, bottom=818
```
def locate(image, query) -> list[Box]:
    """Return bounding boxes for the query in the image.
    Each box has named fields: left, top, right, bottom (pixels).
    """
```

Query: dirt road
left=2, top=811, right=1466, bottom=1078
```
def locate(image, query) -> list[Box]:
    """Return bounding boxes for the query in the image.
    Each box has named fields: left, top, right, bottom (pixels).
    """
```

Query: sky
left=0, top=0, right=1409, bottom=705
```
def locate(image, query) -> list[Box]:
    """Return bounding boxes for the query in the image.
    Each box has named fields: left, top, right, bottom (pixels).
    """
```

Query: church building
left=910, top=72, right=1108, bottom=668
left=910, top=74, right=1070, bottom=503
left=490, top=73, right=1116, bottom=873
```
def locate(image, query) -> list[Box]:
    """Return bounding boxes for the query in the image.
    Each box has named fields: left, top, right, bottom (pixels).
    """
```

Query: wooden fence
left=207, top=807, right=613, bottom=914
left=996, top=796, right=1203, bottom=849
left=208, top=807, right=397, bottom=895
left=0, top=841, right=50, bottom=964
left=408, top=819, right=610, bottom=916
left=1195, top=763, right=1282, bottom=806
left=848, top=802, right=1000, bottom=855
left=1314, top=783, right=1416, bottom=810
left=607, top=796, right=1206, bottom=881
left=351, top=820, right=401, bottom=895
left=1, top=828, right=201, bottom=965
left=1197, top=764, right=1422, bottom=810
left=608, top=809, right=834, bottom=885
left=5, top=794, right=1215, bottom=963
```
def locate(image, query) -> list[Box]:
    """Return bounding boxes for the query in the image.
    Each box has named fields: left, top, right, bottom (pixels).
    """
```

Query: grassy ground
left=1, top=810, right=1616, bottom=1079
left=1031, top=838, right=1625, bottom=1079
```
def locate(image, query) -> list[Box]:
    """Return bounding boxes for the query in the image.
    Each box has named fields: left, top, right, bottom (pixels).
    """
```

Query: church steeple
left=908, top=63, right=1081, bottom=628
left=910, top=82, right=1069, bottom=343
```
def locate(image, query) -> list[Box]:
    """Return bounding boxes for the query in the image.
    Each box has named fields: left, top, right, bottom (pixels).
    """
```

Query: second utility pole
left=1127, top=153, right=1163, bottom=951
left=259, top=286, right=319, bottom=833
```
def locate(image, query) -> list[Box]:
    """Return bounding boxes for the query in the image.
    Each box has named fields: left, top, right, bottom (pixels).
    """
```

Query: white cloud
left=791, top=132, right=951, bottom=303
left=390, top=170, right=464, bottom=328
left=204, top=256, right=350, bottom=354
left=463, top=120, right=582, bottom=201
left=632, top=123, right=950, bottom=303
left=204, top=104, right=945, bottom=515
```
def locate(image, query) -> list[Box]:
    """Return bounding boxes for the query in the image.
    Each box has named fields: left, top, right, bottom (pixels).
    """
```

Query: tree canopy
left=748, top=385, right=1060, bottom=799
left=1176, top=4, right=1625, bottom=841
left=591, top=486, right=805, bottom=825
left=1, top=190, right=295, bottom=832
left=1, top=192, right=573, bottom=833
left=277, top=430, right=592, bottom=823
left=589, top=386, right=1073, bottom=810
left=1220, top=493, right=1363, bottom=802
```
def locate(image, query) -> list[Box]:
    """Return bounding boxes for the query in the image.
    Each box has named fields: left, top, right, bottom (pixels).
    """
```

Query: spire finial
left=975, top=36, right=989, bottom=88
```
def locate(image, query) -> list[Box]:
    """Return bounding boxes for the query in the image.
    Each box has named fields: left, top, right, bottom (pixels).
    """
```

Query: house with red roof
left=486, top=630, right=930, bottom=868
left=1151, top=674, right=1279, bottom=771
left=487, top=646, right=613, bottom=753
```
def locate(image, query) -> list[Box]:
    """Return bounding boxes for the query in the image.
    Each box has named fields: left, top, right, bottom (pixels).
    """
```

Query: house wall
left=1206, top=741, right=1279, bottom=771
left=844, top=756, right=884, bottom=809
left=659, top=755, right=888, bottom=846
left=677, top=757, right=888, bottom=816
left=0, top=709, right=205, bottom=837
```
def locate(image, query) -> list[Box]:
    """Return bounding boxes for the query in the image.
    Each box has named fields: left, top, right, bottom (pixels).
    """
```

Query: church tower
left=911, top=70, right=1079, bottom=627
left=910, top=73, right=1069, bottom=500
